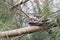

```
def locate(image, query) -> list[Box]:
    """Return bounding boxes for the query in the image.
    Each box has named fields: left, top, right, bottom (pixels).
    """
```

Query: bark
left=0, top=22, right=57, bottom=38
left=0, top=26, right=45, bottom=38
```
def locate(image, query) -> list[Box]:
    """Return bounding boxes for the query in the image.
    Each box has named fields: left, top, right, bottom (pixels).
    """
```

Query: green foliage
left=42, top=7, right=51, bottom=17
left=0, top=2, right=15, bottom=31
left=42, top=0, right=52, bottom=17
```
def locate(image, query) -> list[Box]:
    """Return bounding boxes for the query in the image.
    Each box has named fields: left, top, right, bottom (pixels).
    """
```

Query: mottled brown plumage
left=29, top=16, right=49, bottom=26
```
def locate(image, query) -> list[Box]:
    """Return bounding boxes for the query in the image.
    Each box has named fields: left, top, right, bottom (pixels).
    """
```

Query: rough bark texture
left=0, top=26, right=44, bottom=38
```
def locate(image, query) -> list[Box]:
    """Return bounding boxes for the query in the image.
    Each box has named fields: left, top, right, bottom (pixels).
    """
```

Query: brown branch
left=16, top=8, right=30, bottom=18
left=11, top=0, right=29, bottom=9
left=0, top=26, right=48, bottom=38
left=0, top=21, right=57, bottom=38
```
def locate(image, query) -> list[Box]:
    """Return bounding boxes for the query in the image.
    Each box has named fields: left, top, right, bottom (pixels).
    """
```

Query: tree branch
left=11, top=0, right=29, bottom=9
left=0, top=26, right=47, bottom=38
left=4, top=1, right=30, bottom=18
left=0, top=21, right=57, bottom=38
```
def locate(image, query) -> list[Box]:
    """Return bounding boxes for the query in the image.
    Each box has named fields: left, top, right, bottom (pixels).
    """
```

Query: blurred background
left=0, top=0, right=60, bottom=40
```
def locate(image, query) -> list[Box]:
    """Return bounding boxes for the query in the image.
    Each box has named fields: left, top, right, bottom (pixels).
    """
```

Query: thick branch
left=0, top=22, right=57, bottom=38
left=0, top=26, right=44, bottom=38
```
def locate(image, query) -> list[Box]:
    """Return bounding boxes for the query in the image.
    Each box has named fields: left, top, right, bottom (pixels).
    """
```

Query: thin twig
left=4, top=1, right=30, bottom=18
left=11, top=0, right=29, bottom=9
left=42, top=0, right=52, bottom=11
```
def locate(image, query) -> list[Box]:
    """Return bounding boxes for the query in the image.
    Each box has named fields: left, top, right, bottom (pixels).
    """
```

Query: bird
left=29, top=16, right=49, bottom=26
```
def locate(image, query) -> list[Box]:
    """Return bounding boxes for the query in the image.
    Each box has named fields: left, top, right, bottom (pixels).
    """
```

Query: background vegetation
left=0, top=0, right=60, bottom=40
